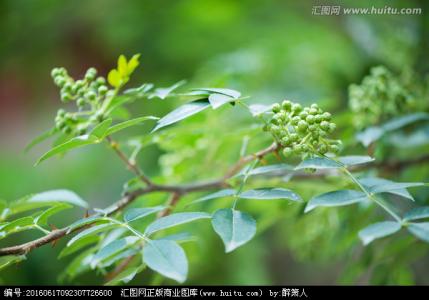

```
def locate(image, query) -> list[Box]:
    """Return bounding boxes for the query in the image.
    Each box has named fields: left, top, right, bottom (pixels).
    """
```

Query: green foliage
left=1, top=54, right=428, bottom=286
left=349, top=66, right=428, bottom=130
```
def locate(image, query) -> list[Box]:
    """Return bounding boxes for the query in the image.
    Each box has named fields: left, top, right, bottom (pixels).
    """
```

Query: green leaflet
left=67, top=223, right=118, bottom=247
left=105, top=265, right=144, bottom=286
left=188, top=189, right=236, bottom=206
left=35, top=134, right=99, bottom=165
left=58, top=235, right=99, bottom=258
left=192, top=87, right=241, bottom=99
left=24, top=127, right=57, bottom=153
left=105, top=116, right=159, bottom=136
left=211, top=208, right=256, bottom=253
left=208, top=93, right=235, bottom=109
left=149, top=80, right=186, bottom=100
left=0, top=255, right=26, bottom=271
left=236, top=163, right=294, bottom=177
left=123, top=206, right=165, bottom=223
left=407, top=223, right=429, bottom=243
left=151, top=100, right=210, bottom=132
left=143, top=239, right=188, bottom=283
left=34, top=203, right=73, bottom=226
left=404, top=207, right=429, bottom=221
left=239, top=188, right=302, bottom=202
left=337, top=156, right=374, bottom=166
left=359, top=177, right=424, bottom=201
left=358, top=221, right=401, bottom=245
left=144, top=212, right=211, bottom=236
left=357, top=112, right=429, bottom=147
left=91, top=236, right=139, bottom=268
left=295, top=157, right=342, bottom=170
left=305, top=190, right=368, bottom=212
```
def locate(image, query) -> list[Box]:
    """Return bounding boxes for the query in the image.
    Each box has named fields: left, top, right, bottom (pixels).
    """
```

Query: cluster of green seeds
left=264, top=100, right=341, bottom=158
left=51, top=67, right=113, bottom=135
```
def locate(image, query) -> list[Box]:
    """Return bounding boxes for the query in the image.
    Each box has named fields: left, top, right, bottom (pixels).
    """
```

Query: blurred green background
left=1, top=0, right=428, bottom=285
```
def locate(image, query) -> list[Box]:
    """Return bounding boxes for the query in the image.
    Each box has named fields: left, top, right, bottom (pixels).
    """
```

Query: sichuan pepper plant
left=0, top=55, right=428, bottom=285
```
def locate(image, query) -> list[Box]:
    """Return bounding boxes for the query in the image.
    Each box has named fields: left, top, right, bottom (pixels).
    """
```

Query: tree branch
left=0, top=142, right=279, bottom=257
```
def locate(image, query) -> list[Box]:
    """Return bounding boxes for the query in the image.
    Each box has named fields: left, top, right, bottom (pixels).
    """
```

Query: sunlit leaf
left=108, top=69, right=121, bottom=88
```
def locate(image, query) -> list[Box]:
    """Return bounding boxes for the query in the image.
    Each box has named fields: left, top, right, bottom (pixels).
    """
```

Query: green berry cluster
left=51, top=67, right=113, bottom=135
left=348, top=66, right=426, bottom=130
left=264, top=100, right=340, bottom=158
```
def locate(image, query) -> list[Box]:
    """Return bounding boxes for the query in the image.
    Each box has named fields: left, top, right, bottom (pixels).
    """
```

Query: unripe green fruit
left=55, top=77, right=66, bottom=87
left=61, top=92, right=72, bottom=102
left=291, top=116, right=300, bottom=125
left=57, top=109, right=66, bottom=117
left=282, top=100, right=292, bottom=111
left=86, top=91, right=97, bottom=101
left=306, top=115, right=315, bottom=124
left=290, top=133, right=298, bottom=142
left=283, top=147, right=293, bottom=157
left=310, top=103, right=319, bottom=110
left=299, top=111, right=308, bottom=119
left=281, top=136, right=291, bottom=146
left=297, top=120, right=308, bottom=132
left=77, top=98, right=85, bottom=107
left=292, top=103, right=302, bottom=112
left=63, top=82, right=72, bottom=92
left=322, top=112, right=331, bottom=121
left=96, top=77, right=106, bottom=85
left=319, top=144, right=328, bottom=154
left=330, top=145, right=340, bottom=153
left=309, top=108, right=318, bottom=115
left=98, top=85, right=108, bottom=96
left=315, top=114, right=323, bottom=123
left=308, top=124, right=316, bottom=132
left=320, top=121, right=330, bottom=131
left=56, top=120, right=66, bottom=130
left=51, top=68, right=59, bottom=78
left=328, top=123, right=336, bottom=132
left=272, top=103, right=281, bottom=113
left=62, top=126, right=72, bottom=134
left=85, top=68, right=97, bottom=81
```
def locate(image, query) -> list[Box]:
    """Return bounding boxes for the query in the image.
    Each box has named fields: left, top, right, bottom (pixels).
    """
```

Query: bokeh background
left=1, top=0, right=428, bottom=285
